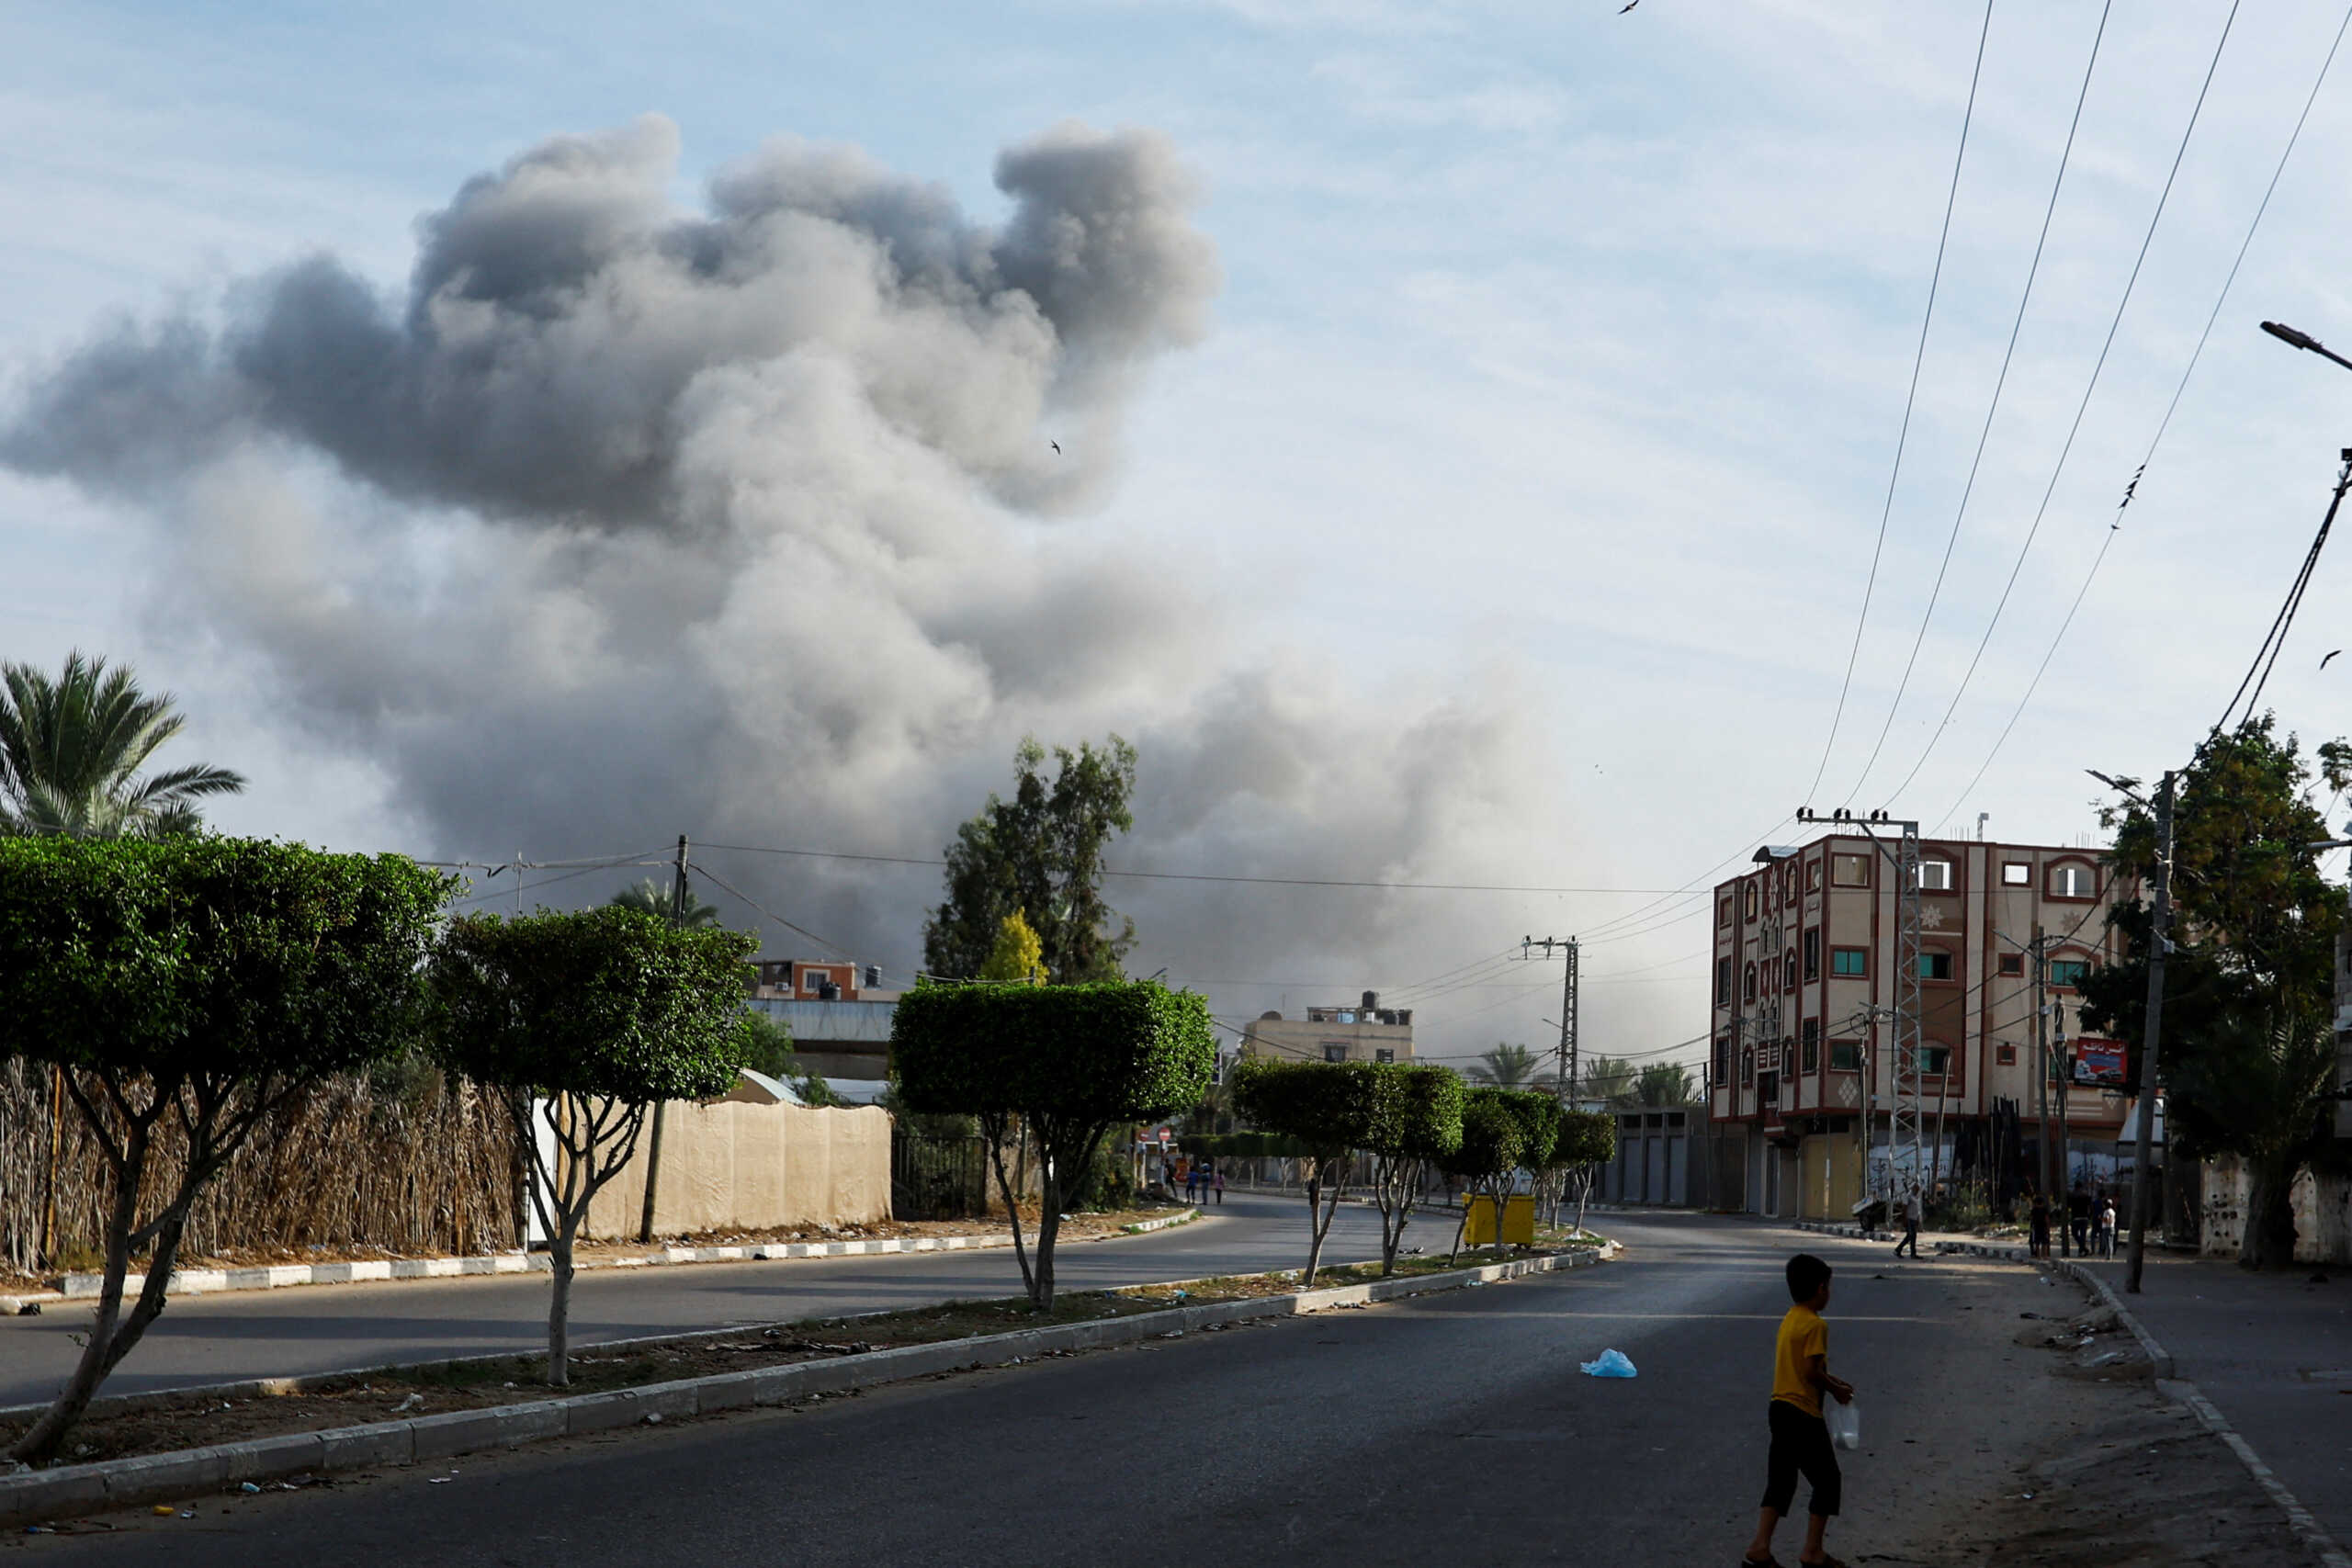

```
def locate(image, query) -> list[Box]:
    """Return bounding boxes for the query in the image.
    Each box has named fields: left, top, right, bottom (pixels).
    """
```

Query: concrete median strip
left=0, top=1239, right=1614, bottom=1527
left=17, top=1209, right=1207, bottom=1309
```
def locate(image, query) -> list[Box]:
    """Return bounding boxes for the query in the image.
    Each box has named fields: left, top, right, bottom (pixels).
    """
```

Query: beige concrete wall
left=2199, top=1153, right=2352, bottom=1265
left=582, top=1100, right=892, bottom=1239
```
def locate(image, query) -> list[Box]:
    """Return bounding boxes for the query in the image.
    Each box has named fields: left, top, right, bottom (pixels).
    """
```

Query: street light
left=2262, top=319, right=2352, bottom=375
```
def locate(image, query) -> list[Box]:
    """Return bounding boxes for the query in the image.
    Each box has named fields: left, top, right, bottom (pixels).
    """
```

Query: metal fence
left=891, top=1132, right=990, bottom=1221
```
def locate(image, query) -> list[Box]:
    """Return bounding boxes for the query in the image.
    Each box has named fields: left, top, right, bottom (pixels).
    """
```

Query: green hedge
left=1440, top=1089, right=1528, bottom=1184
left=1556, top=1107, right=1617, bottom=1167
left=890, top=980, right=1214, bottom=1121
left=1178, top=1129, right=1312, bottom=1159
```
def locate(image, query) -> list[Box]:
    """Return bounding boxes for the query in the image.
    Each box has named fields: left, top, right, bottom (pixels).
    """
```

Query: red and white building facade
left=1707, top=832, right=2132, bottom=1219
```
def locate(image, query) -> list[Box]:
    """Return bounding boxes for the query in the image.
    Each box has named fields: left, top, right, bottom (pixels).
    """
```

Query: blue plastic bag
left=1579, top=1348, right=1637, bottom=1378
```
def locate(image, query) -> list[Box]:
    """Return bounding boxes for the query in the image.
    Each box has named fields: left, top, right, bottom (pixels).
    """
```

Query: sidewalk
left=2074, top=1250, right=2352, bottom=1552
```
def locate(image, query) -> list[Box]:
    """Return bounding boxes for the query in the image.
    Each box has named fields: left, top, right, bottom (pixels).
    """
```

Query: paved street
left=0, top=1195, right=1385, bottom=1408
left=2081, top=1251, right=2352, bottom=1548
left=5, top=1215, right=2063, bottom=1567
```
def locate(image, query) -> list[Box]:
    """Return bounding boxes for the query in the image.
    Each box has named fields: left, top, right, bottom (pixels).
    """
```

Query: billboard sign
left=2071, top=1040, right=2127, bottom=1088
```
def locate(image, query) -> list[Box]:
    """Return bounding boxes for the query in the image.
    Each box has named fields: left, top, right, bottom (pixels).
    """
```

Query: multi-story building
left=1707, top=833, right=2128, bottom=1219
left=1240, top=992, right=1416, bottom=1064
left=748, top=959, right=899, bottom=1097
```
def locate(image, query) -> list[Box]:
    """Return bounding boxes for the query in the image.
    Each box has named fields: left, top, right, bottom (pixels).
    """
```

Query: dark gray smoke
left=3, top=116, right=1585, bottom=1054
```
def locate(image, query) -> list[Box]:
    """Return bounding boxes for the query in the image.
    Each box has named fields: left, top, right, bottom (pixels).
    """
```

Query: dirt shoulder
left=1843, top=1258, right=2316, bottom=1568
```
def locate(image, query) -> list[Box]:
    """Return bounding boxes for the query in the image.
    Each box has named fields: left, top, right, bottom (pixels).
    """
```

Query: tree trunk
left=2238, top=1156, right=2301, bottom=1272
left=548, top=1213, right=578, bottom=1386
left=8, top=1124, right=150, bottom=1466
left=1035, top=1165, right=1062, bottom=1312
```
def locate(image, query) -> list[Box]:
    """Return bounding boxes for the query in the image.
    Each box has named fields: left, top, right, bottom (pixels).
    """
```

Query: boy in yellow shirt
left=1741, top=1253, right=1854, bottom=1568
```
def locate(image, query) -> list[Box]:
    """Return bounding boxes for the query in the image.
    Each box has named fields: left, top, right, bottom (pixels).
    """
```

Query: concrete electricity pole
left=2032, top=924, right=2052, bottom=1223
left=1524, top=936, right=1578, bottom=1102
left=638, top=834, right=690, bottom=1245
left=2126, top=773, right=2175, bottom=1294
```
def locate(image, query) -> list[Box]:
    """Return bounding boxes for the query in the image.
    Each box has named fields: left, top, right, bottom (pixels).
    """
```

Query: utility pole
left=1522, top=936, right=1577, bottom=1102
left=2033, top=924, right=2052, bottom=1223
left=2126, top=773, right=2175, bottom=1294
left=638, top=834, right=688, bottom=1245
left=2054, top=994, right=2073, bottom=1258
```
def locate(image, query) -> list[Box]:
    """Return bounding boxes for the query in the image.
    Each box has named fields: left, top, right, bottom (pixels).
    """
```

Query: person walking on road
left=2067, top=1183, right=2091, bottom=1257
left=1212, top=1167, right=1226, bottom=1205
left=1184, top=1164, right=1202, bottom=1205
left=1742, top=1253, right=1855, bottom=1568
left=1892, top=1188, right=1921, bottom=1259
left=2028, top=1188, right=2052, bottom=1259
left=2098, top=1193, right=2117, bottom=1258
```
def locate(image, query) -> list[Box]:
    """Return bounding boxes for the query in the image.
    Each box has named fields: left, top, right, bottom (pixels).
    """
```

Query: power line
left=1807, top=0, right=1997, bottom=804
left=687, top=859, right=854, bottom=959
left=1873, top=0, right=2245, bottom=811
left=1842, top=0, right=2113, bottom=807
left=1933, top=0, right=2352, bottom=830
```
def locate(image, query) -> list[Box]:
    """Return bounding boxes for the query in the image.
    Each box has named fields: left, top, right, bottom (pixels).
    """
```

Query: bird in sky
left=1050, top=440, right=1062, bottom=455
left=2324, top=649, right=2342, bottom=670
left=1620, top=0, right=1638, bottom=10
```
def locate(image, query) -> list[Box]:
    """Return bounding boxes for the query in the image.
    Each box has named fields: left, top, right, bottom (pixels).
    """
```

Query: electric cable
left=1841, top=0, right=2112, bottom=807
left=687, top=859, right=854, bottom=959
left=1873, top=0, right=2245, bottom=811
left=1807, top=0, right=1998, bottom=805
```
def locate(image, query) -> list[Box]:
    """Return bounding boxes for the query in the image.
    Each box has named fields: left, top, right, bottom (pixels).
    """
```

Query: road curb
left=1790, top=1218, right=2030, bottom=1260
left=0, top=1241, right=1616, bottom=1527
left=2050, top=1260, right=2174, bottom=1379
left=2157, top=1376, right=2352, bottom=1568
left=26, top=1209, right=1206, bottom=1308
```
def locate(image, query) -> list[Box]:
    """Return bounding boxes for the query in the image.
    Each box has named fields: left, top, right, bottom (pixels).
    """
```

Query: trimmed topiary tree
left=892, top=980, right=1214, bottom=1310
left=429, top=908, right=756, bottom=1386
left=1555, top=1107, right=1618, bottom=1237
left=0, top=835, right=452, bottom=1464
left=1229, top=1057, right=1379, bottom=1285
left=1362, top=1064, right=1464, bottom=1275
left=1441, top=1089, right=1529, bottom=1265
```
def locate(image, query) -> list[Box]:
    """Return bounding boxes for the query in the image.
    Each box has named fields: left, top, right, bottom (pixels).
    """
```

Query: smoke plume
left=4, top=116, right=1572, bottom=1046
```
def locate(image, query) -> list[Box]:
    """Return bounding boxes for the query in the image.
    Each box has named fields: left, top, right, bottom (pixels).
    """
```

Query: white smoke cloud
left=3, top=114, right=1572, bottom=1038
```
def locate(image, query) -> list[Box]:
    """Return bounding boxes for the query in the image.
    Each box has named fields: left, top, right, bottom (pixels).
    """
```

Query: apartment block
left=1706, top=833, right=2128, bottom=1219
left=1240, top=991, right=1416, bottom=1064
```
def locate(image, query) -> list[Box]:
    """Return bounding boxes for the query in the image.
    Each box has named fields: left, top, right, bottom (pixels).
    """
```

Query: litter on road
left=1579, top=1348, right=1636, bottom=1378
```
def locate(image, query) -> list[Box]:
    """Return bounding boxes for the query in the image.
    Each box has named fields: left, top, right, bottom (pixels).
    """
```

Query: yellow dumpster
left=1464, top=1194, right=1537, bottom=1246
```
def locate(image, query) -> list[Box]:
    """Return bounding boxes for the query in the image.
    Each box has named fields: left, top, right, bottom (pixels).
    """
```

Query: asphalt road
left=0, top=1194, right=1389, bottom=1407
left=6, top=1214, right=2025, bottom=1567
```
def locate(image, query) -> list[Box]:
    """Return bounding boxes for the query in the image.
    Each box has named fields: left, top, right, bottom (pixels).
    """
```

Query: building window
left=1801, top=1019, right=1822, bottom=1073
left=1714, top=1035, right=1731, bottom=1080
left=2002, top=862, right=2030, bottom=886
left=1830, top=946, right=1867, bottom=977
left=1802, top=928, right=1821, bottom=982
left=1831, top=853, right=1871, bottom=888
left=1742, top=1046, right=1754, bottom=1085
left=1322, top=1043, right=1348, bottom=1063
left=1996, top=1043, right=2018, bottom=1066
left=2048, top=958, right=2091, bottom=989
left=1913, top=1044, right=1951, bottom=1075
left=1718, top=895, right=1733, bottom=929
left=1805, top=858, right=1823, bottom=893
left=1715, top=956, right=1732, bottom=1003
left=1374, top=1047, right=1395, bottom=1065
left=1744, top=964, right=1757, bottom=1002
left=1917, top=859, right=1953, bottom=892
left=1783, top=956, right=1798, bottom=992
left=1829, top=1040, right=1860, bottom=1072
left=1918, top=949, right=1953, bottom=981
left=1784, top=869, right=1799, bottom=908
left=1998, top=953, right=2024, bottom=977
left=1744, top=883, right=1758, bottom=919
left=2050, top=863, right=2096, bottom=899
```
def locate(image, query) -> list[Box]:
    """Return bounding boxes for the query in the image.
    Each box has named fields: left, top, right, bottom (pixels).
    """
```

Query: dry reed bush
left=1, top=1056, right=519, bottom=1277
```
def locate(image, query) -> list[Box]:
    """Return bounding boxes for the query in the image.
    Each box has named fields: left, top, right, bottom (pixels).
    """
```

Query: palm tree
left=608, top=878, right=722, bottom=928
left=1635, top=1061, right=1697, bottom=1107
left=0, top=651, right=244, bottom=838
left=1467, top=1043, right=1548, bottom=1089
left=1578, top=1055, right=1638, bottom=1107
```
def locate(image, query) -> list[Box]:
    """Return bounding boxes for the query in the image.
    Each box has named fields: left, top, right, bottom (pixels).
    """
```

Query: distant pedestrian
left=1893, top=1188, right=1922, bottom=1259
left=1184, top=1165, right=1202, bottom=1205
left=2029, top=1189, right=2052, bottom=1259
left=2098, top=1195, right=2117, bottom=1258
left=1213, top=1168, right=1226, bottom=1205
left=1741, top=1253, right=1854, bottom=1568
left=2067, top=1183, right=2091, bottom=1257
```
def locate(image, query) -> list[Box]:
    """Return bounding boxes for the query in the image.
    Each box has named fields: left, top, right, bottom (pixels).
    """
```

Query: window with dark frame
left=1830, top=946, right=1867, bottom=977
left=2048, top=958, right=2091, bottom=988
left=1802, top=927, right=1821, bottom=981
left=1715, top=955, right=1732, bottom=1002
left=2002, top=862, right=2030, bottom=886
left=2050, top=863, right=2096, bottom=899
left=1831, top=852, right=1870, bottom=887
left=1917, top=859, right=1953, bottom=892
left=1997, top=1043, right=2018, bottom=1065
left=1998, top=953, right=2024, bottom=977
left=1829, top=1040, right=1860, bottom=1072
left=1805, top=858, right=1823, bottom=893
left=1801, top=1018, right=1821, bottom=1073
left=1744, top=963, right=1757, bottom=1001
left=1918, top=949, right=1953, bottom=981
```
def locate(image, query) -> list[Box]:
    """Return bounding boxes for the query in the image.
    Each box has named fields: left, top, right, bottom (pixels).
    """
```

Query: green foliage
left=1579, top=1055, right=1637, bottom=1107
left=735, top=1010, right=842, bottom=1107
left=0, top=651, right=246, bottom=839
left=0, top=835, right=452, bottom=1083
left=1634, top=1061, right=1697, bottom=1107
left=1441, top=1089, right=1528, bottom=1185
left=1228, top=1057, right=1369, bottom=1160
left=1179, top=1130, right=1310, bottom=1159
left=1496, top=1089, right=1563, bottom=1172
left=891, top=980, right=1214, bottom=1122
left=1066, top=1137, right=1138, bottom=1213
left=1467, top=1043, right=1546, bottom=1089
left=1555, top=1107, right=1618, bottom=1168
left=977, top=909, right=1047, bottom=983
left=428, top=908, right=758, bottom=1102
left=607, top=878, right=722, bottom=930
left=922, top=736, right=1138, bottom=985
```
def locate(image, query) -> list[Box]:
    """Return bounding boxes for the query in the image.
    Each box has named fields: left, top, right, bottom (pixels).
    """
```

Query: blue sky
left=7, top=1, right=2352, bottom=1072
